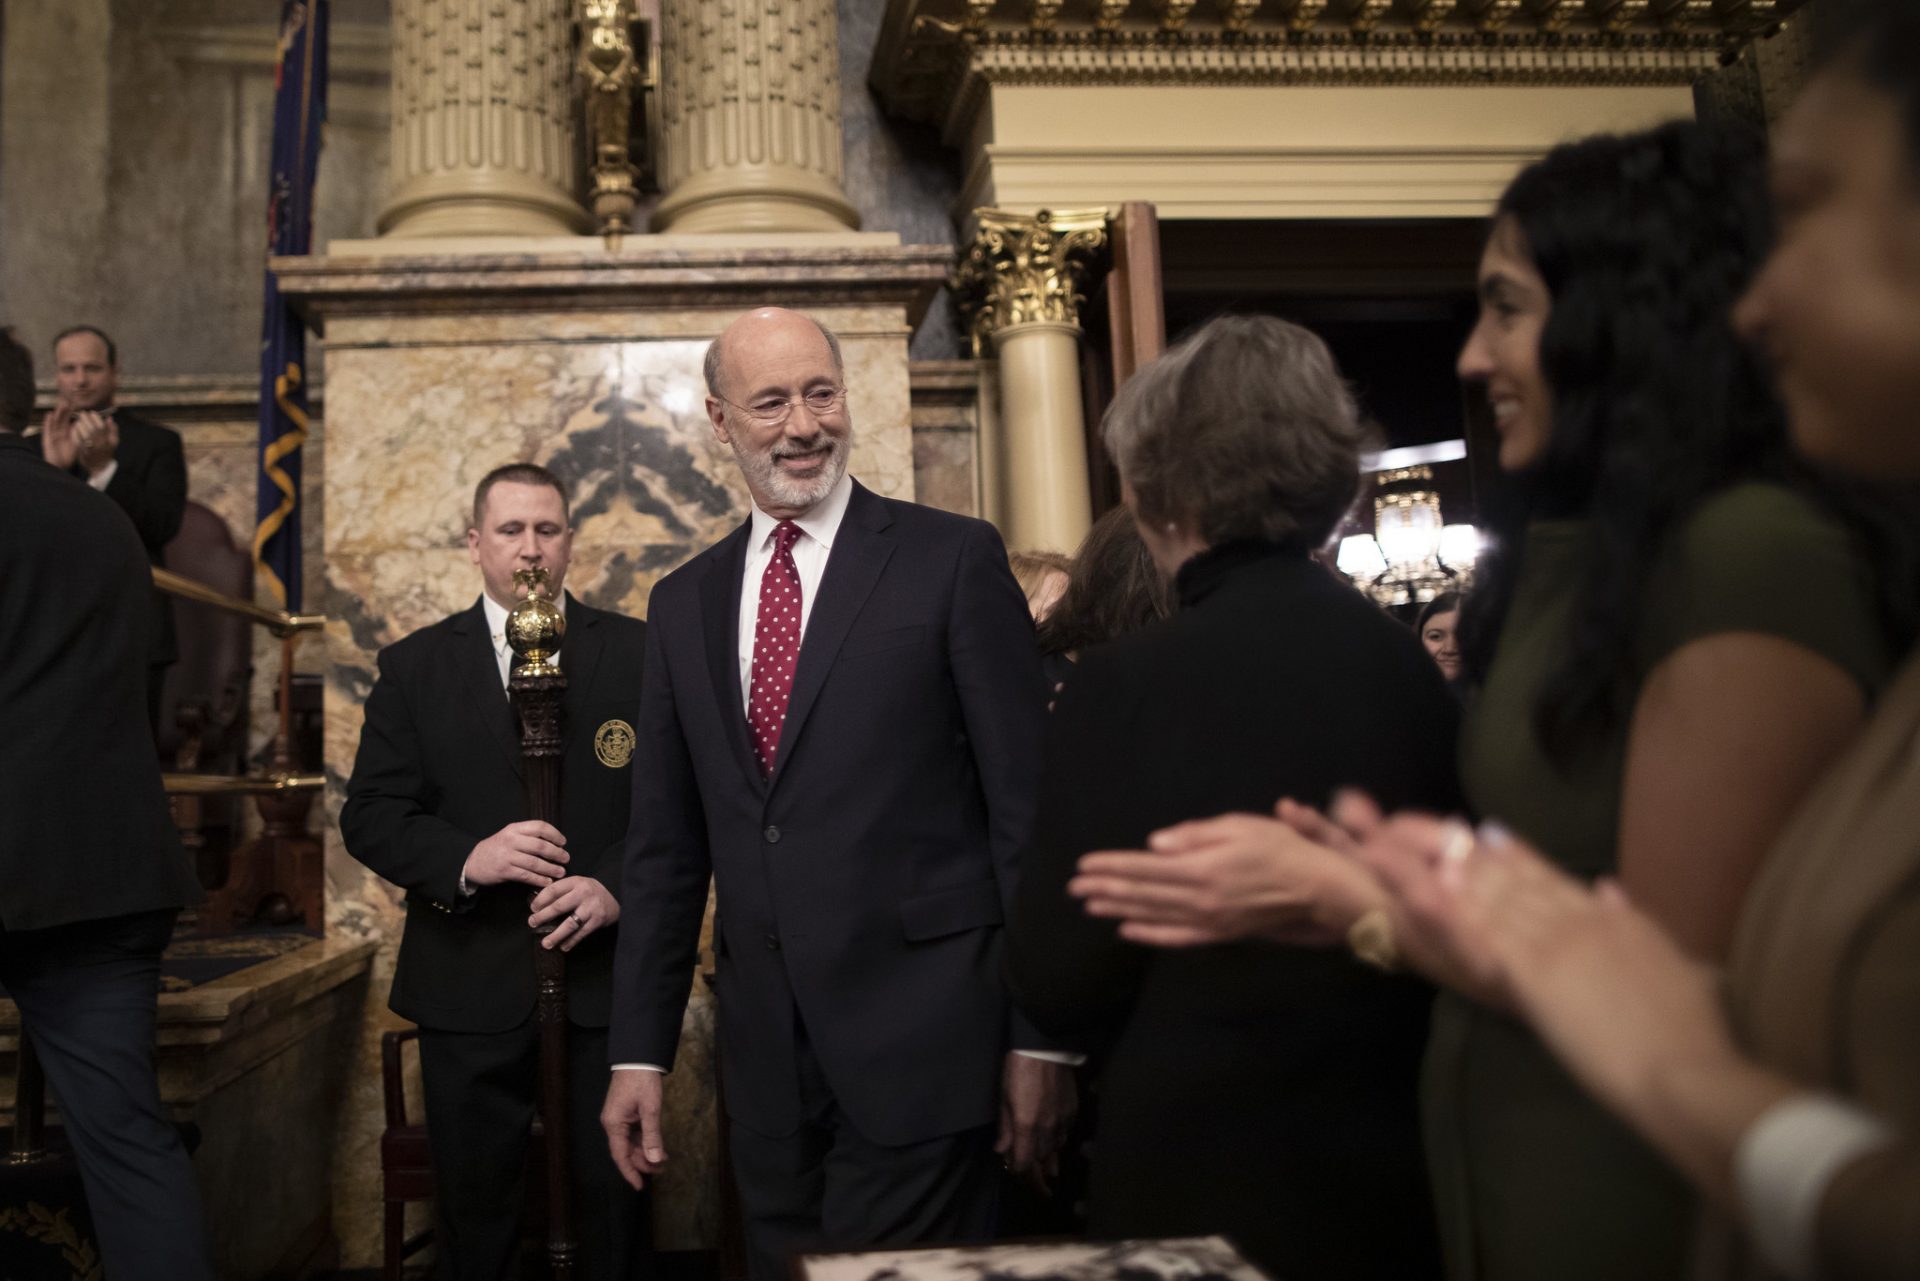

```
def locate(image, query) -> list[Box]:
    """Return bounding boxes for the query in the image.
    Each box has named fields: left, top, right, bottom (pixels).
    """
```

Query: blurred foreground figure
left=0, top=326, right=210, bottom=1280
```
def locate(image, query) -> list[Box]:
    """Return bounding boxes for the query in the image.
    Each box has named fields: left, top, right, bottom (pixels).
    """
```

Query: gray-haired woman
left=1007, top=313, right=1460, bottom=1280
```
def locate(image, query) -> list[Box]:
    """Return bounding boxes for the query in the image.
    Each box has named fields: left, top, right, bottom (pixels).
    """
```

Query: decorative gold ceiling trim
left=870, top=0, right=1801, bottom=136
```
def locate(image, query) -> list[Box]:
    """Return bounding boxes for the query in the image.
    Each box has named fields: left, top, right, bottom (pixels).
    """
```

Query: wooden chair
left=380, top=1028, right=549, bottom=1281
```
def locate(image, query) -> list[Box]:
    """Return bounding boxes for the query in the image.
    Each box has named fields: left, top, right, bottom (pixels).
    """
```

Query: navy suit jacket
left=341, top=595, right=645, bottom=1033
left=610, top=480, right=1051, bottom=1146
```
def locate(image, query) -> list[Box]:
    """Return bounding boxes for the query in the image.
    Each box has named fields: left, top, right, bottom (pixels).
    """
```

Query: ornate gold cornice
left=951, top=208, right=1111, bottom=355
left=871, top=0, right=1801, bottom=138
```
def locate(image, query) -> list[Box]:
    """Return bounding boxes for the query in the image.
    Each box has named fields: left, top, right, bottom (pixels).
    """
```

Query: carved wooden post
left=505, top=566, right=575, bottom=1280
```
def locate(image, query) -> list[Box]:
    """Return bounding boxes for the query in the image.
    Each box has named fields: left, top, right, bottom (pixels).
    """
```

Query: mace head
left=506, top=566, right=566, bottom=678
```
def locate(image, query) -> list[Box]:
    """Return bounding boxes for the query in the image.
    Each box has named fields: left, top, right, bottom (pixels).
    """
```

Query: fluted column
left=953, top=208, right=1110, bottom=555
left=379, top=0, right=590, bottom=238
left=651, top=0, right=860, bottom=234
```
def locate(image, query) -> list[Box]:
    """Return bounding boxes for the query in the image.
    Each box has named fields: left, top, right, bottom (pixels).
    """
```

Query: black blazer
left=0, top=432, right=198, bottom=930
left=1007, top=544, right=1460, bottom=1280
left=610, top=480, right=1052, bottom=1147
left=340, top=595, right=646, bottom=1033
left=87, top=411, right=186, bottom=667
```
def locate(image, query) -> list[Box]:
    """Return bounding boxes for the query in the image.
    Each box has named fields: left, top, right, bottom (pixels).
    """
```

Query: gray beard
left=736, top=431, right=851, bottom=512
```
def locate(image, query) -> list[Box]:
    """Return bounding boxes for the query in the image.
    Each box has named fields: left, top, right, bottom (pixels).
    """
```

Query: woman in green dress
left=1066, top=120, right=1901, bottom=1280
left=1418, top=121, right=1896, bottom=1280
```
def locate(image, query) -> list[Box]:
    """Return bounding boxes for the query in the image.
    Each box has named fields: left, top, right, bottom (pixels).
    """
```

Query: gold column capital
left=951, top=208, right=1110, bottom=358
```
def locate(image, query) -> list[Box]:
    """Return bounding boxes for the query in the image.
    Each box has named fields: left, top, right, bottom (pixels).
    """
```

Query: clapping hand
left=72, top=410, right=118, bottom=474
left=39, top=402, right=77, bottom=469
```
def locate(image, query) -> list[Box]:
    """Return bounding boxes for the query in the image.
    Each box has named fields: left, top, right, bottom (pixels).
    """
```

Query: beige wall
left=962, top=83, right=1697, bottom=220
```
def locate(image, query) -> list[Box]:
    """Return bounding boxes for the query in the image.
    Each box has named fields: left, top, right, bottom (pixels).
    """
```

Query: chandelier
left=1336, top=466, right=1480, bottom=608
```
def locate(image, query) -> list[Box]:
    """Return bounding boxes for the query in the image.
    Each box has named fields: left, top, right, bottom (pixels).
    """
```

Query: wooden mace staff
left=505, top=565, right=576, bottom=1280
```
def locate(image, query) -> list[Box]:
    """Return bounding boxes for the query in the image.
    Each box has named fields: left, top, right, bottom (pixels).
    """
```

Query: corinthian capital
left=951, top=208, right=1111, bottom=356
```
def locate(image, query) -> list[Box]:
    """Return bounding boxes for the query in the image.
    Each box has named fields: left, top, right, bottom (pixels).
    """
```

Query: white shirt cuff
left=87, top=459, right=118, bottom=490
left=611, top=1063, right=666, bottom=1073
left=1013, top=1049, right=1087, bottom=1067
left=1735, top=1092, right=1896, bottom=1280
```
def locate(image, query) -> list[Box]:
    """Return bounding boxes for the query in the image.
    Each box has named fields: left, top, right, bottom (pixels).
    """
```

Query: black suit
left=0, top=431, right=209, bottom=1276
left=341, top=594, right=647, bottom=1280
left=611, top=480, right=1049, bottom=1278
left=77, top=412, right=187, bottom=733
left=1008, top=544, right=1459, bottom=1281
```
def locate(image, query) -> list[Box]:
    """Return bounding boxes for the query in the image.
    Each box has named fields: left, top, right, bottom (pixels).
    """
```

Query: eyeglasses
left=718, top=386, right=848, bottom=426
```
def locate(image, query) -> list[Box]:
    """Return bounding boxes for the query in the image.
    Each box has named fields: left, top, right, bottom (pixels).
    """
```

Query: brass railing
left=153, top=567, right=325, bottom=796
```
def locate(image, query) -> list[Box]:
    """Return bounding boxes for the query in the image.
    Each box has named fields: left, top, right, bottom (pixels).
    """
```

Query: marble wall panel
left=912, top=428, right=977, bottom=519
left=837, top=0, right=968, bottom=362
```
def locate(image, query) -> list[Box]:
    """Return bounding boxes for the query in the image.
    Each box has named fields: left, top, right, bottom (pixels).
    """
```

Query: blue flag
left=255, top=0, right=329, bottom=611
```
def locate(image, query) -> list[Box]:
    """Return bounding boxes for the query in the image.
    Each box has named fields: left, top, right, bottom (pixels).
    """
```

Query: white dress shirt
left=734, top=472, right=852, bottom=704
left=1735, top=1092, right=1896, bottom=1279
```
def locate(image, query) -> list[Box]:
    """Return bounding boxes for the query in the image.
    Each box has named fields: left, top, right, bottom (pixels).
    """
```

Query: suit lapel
left=452, top=598, right=523, bottom=780
left=769, top=483, right=894, bottom=791
left=700, top=523, right=764, bottom=790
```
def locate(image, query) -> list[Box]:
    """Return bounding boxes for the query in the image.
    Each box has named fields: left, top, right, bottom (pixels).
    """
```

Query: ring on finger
left=1439, top=821, right=1475, bottom=869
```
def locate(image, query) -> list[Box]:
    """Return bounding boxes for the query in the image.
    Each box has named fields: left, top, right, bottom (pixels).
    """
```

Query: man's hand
left=1070, top=811, right=1382, bottom=949
left=996, top=1053, right=1077, bottom=1193
left=73, top=410, right=117, bottom=476
left=39, top=404, right=77, bottom=470
left=462, top=820, right=568, bottom=889
left=529, top=876, right=619, bottom=951
left=601, top=1069, right=669, bottom=1191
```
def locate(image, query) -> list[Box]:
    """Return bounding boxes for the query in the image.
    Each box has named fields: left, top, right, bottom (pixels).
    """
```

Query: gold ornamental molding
left=870, top=0, right=1804, bottom=140
left=952, top=208, right=1111, bottom=355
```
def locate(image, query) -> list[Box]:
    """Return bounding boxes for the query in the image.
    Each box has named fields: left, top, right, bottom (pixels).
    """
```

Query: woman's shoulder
left=1671, top=480, right=1855, bottom=566
left=1643, top=479, right=1891, bottom=690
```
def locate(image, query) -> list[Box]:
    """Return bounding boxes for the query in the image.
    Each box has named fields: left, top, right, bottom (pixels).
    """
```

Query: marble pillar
left=380, top=0, right=589, bottom=237
left=953, top=208, right=1109, bottom=555
left=652, top=0, right=861, bottom=234
left=274, top=233, right=946, bottom=1258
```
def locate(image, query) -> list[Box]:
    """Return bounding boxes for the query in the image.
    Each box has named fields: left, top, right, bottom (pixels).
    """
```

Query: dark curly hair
left=1460, top=119, right=1918, bottom=765
left=1458, top=122, right=1787, bottom=763
left=1037, top=506, right=1175, bottom=658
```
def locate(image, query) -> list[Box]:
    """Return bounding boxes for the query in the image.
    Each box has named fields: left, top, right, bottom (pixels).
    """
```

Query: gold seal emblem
left=594, top=718, right=635, bottom=768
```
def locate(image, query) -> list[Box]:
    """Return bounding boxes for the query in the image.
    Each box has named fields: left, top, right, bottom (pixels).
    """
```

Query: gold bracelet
left=1347, top=908, right=1400, bottom=972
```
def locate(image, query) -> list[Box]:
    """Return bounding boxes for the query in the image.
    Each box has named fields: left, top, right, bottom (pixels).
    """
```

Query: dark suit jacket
left=0, top=432, right=198, bottom=930
left=610, top=480, right=1050, bottom=1147
left=341, top=595, right=646, bottom=1033
left=1007, top=543, right=1460, bottom=1280
left=88, top=411, right=186, bottom=667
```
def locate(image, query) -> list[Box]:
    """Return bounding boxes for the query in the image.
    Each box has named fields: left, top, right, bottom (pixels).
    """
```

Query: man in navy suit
left=602, top=308, right=1075, bottom=1280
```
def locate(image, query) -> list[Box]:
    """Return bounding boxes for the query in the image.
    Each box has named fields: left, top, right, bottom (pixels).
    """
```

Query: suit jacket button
left=764, top=934, right=781, bottom=951
left=763, top=824, right=780, bottom=844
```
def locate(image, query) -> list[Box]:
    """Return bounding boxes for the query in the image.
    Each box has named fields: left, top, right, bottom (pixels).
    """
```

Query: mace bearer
left=506, top=564, right=577, bottom=1279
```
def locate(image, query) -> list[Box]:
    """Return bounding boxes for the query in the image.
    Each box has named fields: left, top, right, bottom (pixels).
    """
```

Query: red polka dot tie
left=747, top=520, right=804, bottom=777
